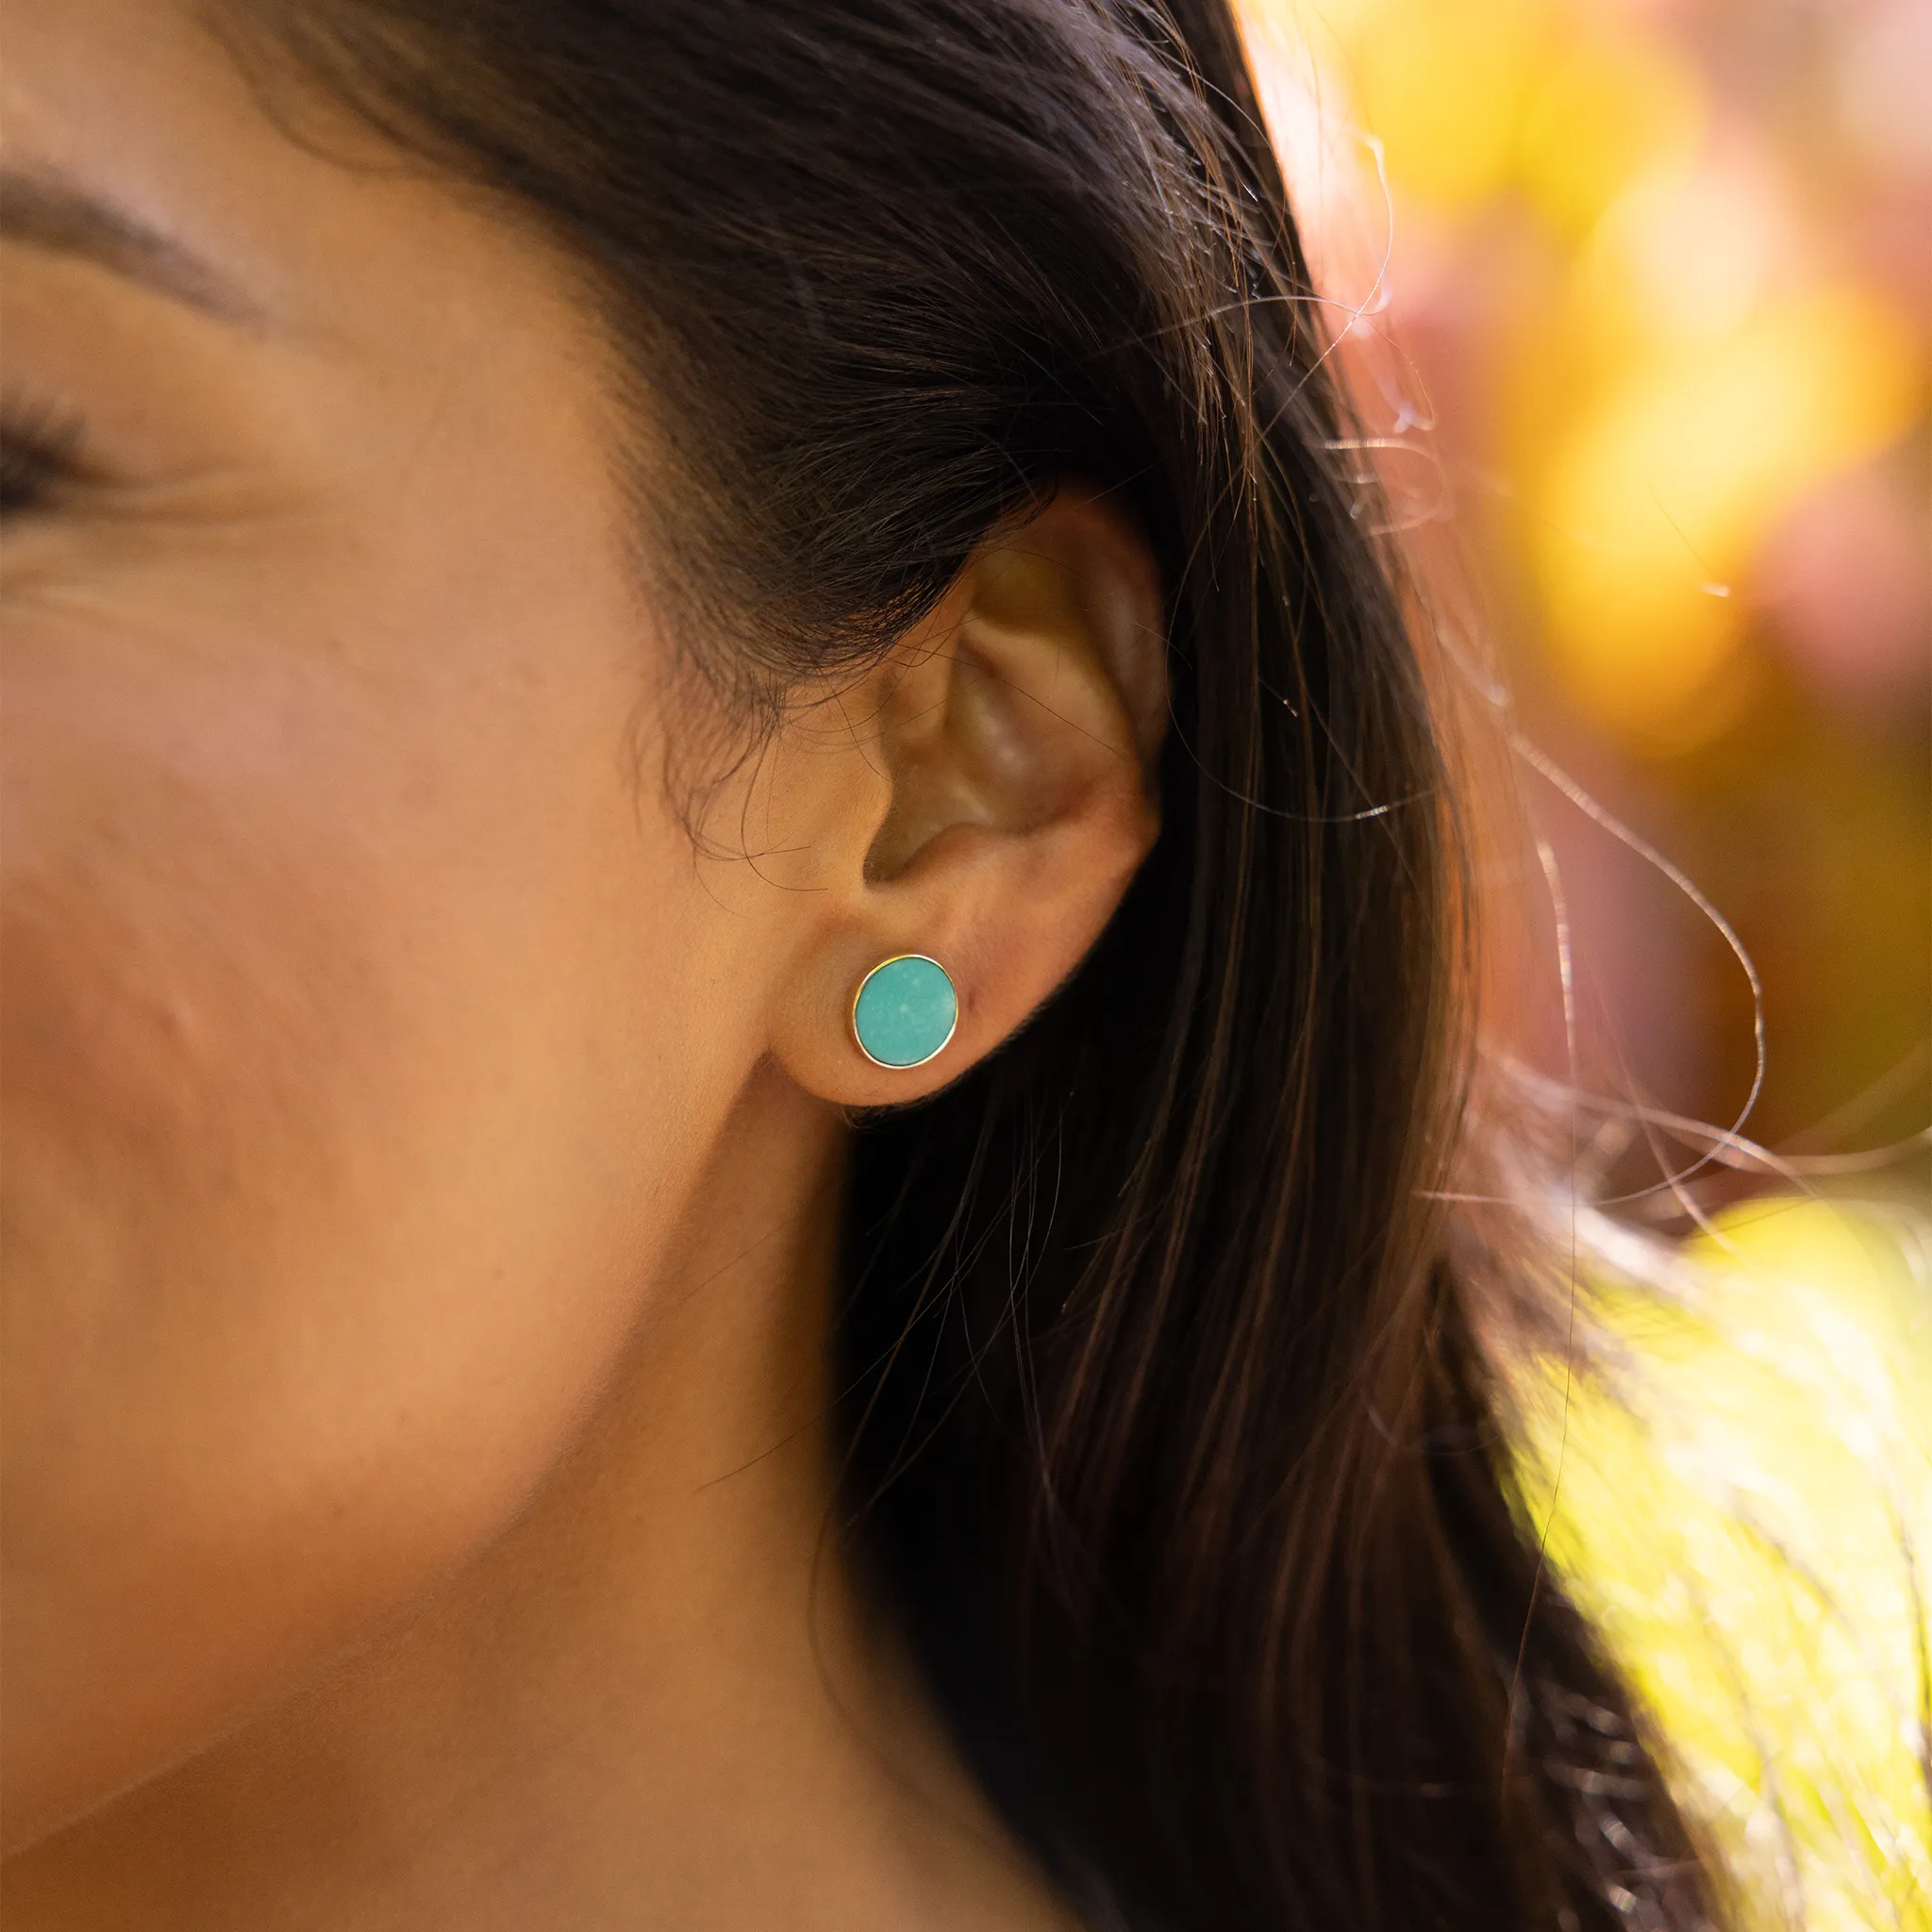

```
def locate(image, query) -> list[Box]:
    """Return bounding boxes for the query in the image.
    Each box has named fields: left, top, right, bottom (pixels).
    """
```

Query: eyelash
left=0, top=397, right=90, bottom=521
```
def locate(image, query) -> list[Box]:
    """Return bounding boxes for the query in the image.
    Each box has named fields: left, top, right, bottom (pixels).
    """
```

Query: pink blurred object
left=1753, top=454, right=1932, bottom=718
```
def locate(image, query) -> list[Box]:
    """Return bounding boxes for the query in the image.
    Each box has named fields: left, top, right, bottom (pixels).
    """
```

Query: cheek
left=0, top=603, right=724, bottom=1837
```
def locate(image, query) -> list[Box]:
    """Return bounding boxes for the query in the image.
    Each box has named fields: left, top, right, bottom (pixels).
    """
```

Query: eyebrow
left=0, top=165, right=261, bottom=325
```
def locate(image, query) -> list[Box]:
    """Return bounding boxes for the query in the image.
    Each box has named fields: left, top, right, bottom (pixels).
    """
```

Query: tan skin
left=0, top=4, right=1168, bottom=1925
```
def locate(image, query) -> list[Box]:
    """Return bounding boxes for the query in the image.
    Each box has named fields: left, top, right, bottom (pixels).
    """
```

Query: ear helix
left=851, top=955, right=958, bottom=1070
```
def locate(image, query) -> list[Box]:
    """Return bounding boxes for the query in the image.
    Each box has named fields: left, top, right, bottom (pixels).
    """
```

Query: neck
left=5, top=1066, right=1072, bottom=1932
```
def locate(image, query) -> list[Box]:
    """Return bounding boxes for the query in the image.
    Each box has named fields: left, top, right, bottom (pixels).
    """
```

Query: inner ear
left=864, top=640, right=1071, bottom=881
left=861, top=487, right=1168, bottom=884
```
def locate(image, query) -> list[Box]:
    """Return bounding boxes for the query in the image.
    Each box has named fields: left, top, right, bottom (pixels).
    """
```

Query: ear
left=765, top=484, right=1167, bottom=1106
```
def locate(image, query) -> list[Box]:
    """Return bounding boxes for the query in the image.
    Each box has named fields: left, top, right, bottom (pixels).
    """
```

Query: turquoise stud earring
left=851, top=954, right=958, bottom=1070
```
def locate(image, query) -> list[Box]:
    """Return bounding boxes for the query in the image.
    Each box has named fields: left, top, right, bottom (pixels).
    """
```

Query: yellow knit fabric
left=1517, top=1198, right=1932, bottom=1930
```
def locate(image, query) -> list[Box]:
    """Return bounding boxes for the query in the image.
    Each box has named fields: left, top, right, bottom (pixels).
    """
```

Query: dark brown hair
left=232, top=3, right=1721, bottom=1925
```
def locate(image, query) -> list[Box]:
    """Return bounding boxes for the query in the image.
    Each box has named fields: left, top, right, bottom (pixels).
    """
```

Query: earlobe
left=765, top=484, right=1166, bottom=1108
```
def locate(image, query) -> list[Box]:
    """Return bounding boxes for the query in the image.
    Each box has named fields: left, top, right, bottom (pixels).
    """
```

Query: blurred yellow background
left=1241, top=0, right=1930, bottom=1188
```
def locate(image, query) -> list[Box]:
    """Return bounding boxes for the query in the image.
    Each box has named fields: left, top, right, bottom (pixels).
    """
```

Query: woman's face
left=1, top=0, right=810, bottom=1837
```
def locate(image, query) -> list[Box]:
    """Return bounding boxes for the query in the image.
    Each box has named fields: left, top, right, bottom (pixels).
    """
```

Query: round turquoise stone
left=853, top=955, right=958, bottom=1069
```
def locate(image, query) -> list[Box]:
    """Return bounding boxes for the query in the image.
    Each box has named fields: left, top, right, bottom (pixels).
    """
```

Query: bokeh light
left=1242, top=0, right=1930, bottom=1171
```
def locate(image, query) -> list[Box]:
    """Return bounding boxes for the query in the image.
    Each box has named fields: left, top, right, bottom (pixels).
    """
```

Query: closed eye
left=0, top=398, right=89, bottom=521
